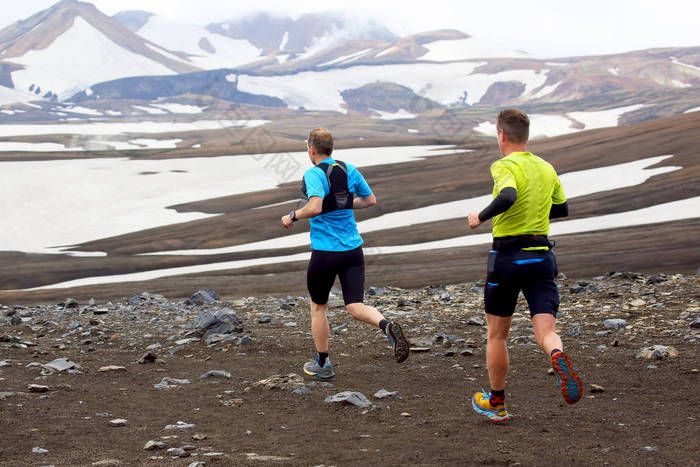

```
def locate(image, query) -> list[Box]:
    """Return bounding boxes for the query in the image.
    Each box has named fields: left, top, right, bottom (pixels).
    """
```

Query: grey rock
left=467, top=316, right=485, bottom=326
left=167, top=447, right=190, bottom=458
left=238, top=335, right=253, bottom=345
left=254, top=373, right=305, bottom=391
left=164, top=421, right=197, bottom=430
left=640, top=446, right=659, bottom=452
left=144, top=440, right=166, bottom=450
left=154, top=377, right=191, bottom=389
left=10, top=314, right=21, bottom=325
left=636, top=345, right=679, bottom=359
left=332, top=323, right=349, bottom=333
left=188, top=462, right=206, bottom=467
left=374, top=389, right=402, bottom=399
left=292, top=386, right=311, bottom=395
left=603, top=319, right=627, bottom=330
left=32, top=447, right=49, bottom=454
left=92, top=460, right=122, bottom=466
left=596, top=345, right=608, bottom=352
left=65, top=298, right=80, bottom=308
left=188, top=289, right=220, bottom=306
left=324, top=391, right=373, bottom=408
left=257, top=314, right=272, bottom=323
left=200, top=370, right=231, bottom=379
left=146, top=343, right=162, bottom=350
left=367, top=286, right=390, bottom=296
left=175, top=337, right=200, bottom=345
left=193, top=308, right=243, bottom=338
left=570, top=284, right=585, bottom=294
left=0, top=392, right=15, bottom=400
left=460, top=349, right=474, bottom=356
left=109, top=418, right=128, bottom=427
left=690, top=317, right=700, bottom=328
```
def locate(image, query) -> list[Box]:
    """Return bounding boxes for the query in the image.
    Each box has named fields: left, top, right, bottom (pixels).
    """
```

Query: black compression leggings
left=307, top=246, right=365, bottom=305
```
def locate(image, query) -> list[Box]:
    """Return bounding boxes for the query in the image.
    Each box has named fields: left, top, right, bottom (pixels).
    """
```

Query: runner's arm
left=478, top=187, right=517, bottom=222
left=353, top=193, right=376, bottom=209
left=549, top=201, right=568, bottom=219
left=281, top=196, right=322, bottom=228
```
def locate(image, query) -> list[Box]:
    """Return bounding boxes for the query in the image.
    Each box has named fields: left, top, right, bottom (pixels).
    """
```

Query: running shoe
left=551, top=350, right=582, bottom=404
left=303, top=353, right=335, bottom=379
left=471, top=390, right=512, bottom=422
left=385, top=322, right=409, bottom=363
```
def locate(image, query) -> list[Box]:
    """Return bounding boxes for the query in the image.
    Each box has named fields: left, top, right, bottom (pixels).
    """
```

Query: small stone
left=374, top=389, right=401, bottom=400
left=603, top=319, right=627, bottom=330
left=292, top=386, right=311, bottom=395
left=44, top=358, right=79, bottom=372
left=640, top=446, right=658, bottom=452
left=144, top=440, right=166, bottom=450
left=28, top=384, right=50, bottom=393
left=636, top=345, right=679, bottom=360
left=167, top=447, right=190, bottom=458
left=254, top=373, right=304, bottom=391
left=647, top=365, right=658, bottom=370
left=0, top=392, right=15, bottom=400
left=65, top=298, right=80, bottom=308
left=109, top=418, right=128, bottom=427
left=99, top=365, right=127, bottom=372
left=324, top=391, right=373, bottom=408
left=630, top=299, right=646, bottom=307
left=257, top=314, right=272, bottom=323
left=590, top=384, right=605, bottom=393
left=192, top=433, right=208, bottom=441
left=92, top=460, right=122, bottom=466
left=690, top=317, right=700, bottom=328
left=154, top=377, right=191, bottom=389
left=164, top=421, right=197, bottom=430
left=188, top=289, right=220, bottom=305
left=467, top=316, right=485, bottom=326
left=400, top=412, right=412, bottom=417
left=460, top=349, right=474, bottom=357
left=547, top=368, right=555, bottom=375
left=32, top=447, right=49, bottom=454
left=188, top=462, right=206, bottom=467
left=200, top=370, right=231, bottom=379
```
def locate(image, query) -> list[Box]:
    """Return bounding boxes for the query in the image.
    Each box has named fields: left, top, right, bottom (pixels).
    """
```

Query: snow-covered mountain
left=114, top=11, right=262, bottom=70
left=0, top=0, right=698, bottom=120
left=0, top=0, right=197, bottom=100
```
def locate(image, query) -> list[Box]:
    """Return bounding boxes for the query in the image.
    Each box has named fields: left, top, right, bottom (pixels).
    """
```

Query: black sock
left=317, top=352, right=328, bottom=366
left=379, top=319, right=391, bottom=334
left=551, top=348, right=562, bottom=357
left=490, top=389, right=505, bottom=406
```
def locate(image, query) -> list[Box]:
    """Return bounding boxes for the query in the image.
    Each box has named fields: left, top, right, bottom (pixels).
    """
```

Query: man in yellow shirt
left=467, top=109, right=582, bottom=422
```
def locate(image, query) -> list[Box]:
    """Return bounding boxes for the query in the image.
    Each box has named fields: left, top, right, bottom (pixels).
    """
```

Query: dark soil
left=1, top=273, right=698, bottom=466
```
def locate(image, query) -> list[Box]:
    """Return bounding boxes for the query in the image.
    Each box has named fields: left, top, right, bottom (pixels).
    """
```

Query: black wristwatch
left=289, top=210, right=297, bottom=222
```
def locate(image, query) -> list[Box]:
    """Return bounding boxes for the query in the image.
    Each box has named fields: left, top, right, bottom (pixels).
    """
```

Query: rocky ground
left=0, top=272, right=698, bottom=466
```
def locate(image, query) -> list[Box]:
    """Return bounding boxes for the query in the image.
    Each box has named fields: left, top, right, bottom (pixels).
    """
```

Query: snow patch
left=566, top=104, right=646, bottom=130
left=318, top=48, right=372, bottom=67
left=608, top=67, right=619, bottom=76
left=371, top=108, right=416, bottom=120
left=684, top=106, right=700, bottom=113
left=531, top=82, right=561, bottom=99
left=65, top=106, right=103, bottom=116
left=279, top=31, right=289, bottom=50
left=151, top=103, right=205, bottom=114
left=671, top=80, right=691, bottom=88
left=0, top=120, right=266, bottom=138
left=421, top=38, right=528, bottom=61
left=132, top=105, right=167, bottom=115
left=670, top=56, right=700, bottom=72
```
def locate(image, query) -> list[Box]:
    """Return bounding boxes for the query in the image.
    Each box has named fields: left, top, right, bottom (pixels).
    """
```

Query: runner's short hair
left=497, top=109, right=529, bottom=144
left=308, top=128, right=334, bottom=156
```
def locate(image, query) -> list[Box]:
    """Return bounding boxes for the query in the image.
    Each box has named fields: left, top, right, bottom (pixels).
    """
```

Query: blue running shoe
left=303, top=352, right=334, bottom=379
left=472, top=390, right=512, bottom=422
left=551, top=351, right=582, bottom=404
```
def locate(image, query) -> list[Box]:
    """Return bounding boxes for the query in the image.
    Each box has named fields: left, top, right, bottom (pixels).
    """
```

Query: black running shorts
left=484, top=249, right=560, bottom=317
left=307, top=246, right=365, bottom=305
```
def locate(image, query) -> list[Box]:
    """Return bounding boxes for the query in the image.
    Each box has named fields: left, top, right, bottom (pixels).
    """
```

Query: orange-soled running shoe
left=551, top=351, right=582, bottom=404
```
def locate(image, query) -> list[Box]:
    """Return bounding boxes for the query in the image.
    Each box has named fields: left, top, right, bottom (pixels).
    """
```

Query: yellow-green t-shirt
left=490, top=151, right=566, bottom=238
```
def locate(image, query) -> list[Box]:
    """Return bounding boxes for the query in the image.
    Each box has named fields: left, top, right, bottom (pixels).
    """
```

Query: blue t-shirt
left=303, top=157, right=372, bottom=251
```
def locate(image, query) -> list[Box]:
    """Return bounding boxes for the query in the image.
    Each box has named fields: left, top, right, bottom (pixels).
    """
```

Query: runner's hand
left=281, top=215, right=294, bottom=229
left=467, top=212, right=482, bottom=229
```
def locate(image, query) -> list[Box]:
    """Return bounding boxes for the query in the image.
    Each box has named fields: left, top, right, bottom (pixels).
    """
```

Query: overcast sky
left=3, top=0, right=699, bottom=58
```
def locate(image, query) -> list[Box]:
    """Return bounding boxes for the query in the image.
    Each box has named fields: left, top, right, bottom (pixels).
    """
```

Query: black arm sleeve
left=478, top=187, right=517, bottom=222
left=549, top=201, right=569, bottom=219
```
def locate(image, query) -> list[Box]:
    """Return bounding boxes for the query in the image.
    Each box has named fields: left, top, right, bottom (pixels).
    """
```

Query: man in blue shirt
left=281, top=128, right=409, bottom=378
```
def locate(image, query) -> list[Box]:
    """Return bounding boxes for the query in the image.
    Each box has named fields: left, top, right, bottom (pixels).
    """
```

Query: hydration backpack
left=300, top=161, right=354, bottom=213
